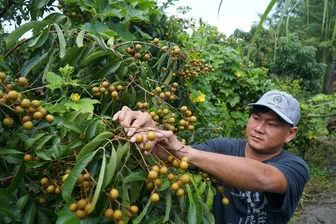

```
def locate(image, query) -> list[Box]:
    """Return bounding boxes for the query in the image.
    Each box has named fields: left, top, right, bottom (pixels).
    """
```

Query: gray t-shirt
left=192, top=138, right=310, bottom=224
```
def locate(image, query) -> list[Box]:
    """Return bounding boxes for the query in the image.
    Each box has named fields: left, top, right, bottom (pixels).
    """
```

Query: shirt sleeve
left=266, top=156, right=310, bottom=218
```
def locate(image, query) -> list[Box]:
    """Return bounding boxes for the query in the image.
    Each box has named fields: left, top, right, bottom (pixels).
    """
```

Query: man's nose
left=254, top=121, right=266, bottom=133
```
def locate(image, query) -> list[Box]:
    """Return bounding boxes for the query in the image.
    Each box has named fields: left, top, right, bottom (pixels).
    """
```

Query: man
left=112, top=90, right=310, bottom=224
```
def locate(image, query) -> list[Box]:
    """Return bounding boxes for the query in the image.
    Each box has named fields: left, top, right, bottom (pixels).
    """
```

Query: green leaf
left=62, top=151, right=98, bottom=203
left=196, top=181, right=207, bottom=198
left=163, top=191, right=172, bottom=222
left=86, top=119, right=103, bottom=140
left=15, top=195, right=29, bottom=210
left=103, top=144, right=117, bottom=188
left=0, top=204, right=21, bottom=222
left=77, top=132, right=113, bottom=161
left=35, top=135, right=53, bottom=150
left=132, top=199, right=151, bottom=224
left=62, top=122, right=82, bottom=134
left=89, top=151, right=106, bottom=213
left=200, top=200, right=215, bottom=224
left=5, top=21, right=49, bottom=49
left=45, top=72, right=63, bottom=92
left=23, top=203, right=37, bottom=224
left=121, top=183, right=130, bottom=222
left=28, top=29, right=49, bottom=48
left=205, top=182, right=214, bottom=208
left=51, top=138, right=62, bottom=158
left=6, top=163, right=26, bottom=193
left=194, top=198, right=203, bottom=224
left=125, top=6, right=147, bottom=23
left=0, top=149, right=24, bottom=155
left=83, top=50, right=112, bottom=65
left=76, top=30, right=86, bottom=48
left=123, top=171, right=147, bottom=183
left=20, top=52, right=48, bottom=77
left=134, top=26, right=152, bottom=40
left=186, top=184, right=197, bottom=224
left=54, top=23, right=66, bottom=58
left=37, top=210, right=52, bottom=224
left=34, top=0, right=49, bottom=9
left=56, top=202, right=80, bottom=224
left=95, top=60, right=122, bottom=78
left=65, top=98, right=100, bottom=114
left=116, top=142, right=129, bottom=165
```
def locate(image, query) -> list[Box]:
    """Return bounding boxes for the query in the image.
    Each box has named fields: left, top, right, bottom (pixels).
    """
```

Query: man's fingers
left=112, top=106, right=131, bottom=121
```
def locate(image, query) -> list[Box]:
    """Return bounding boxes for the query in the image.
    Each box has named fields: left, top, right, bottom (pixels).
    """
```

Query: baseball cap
left=248, top=90, right=301, bottom=126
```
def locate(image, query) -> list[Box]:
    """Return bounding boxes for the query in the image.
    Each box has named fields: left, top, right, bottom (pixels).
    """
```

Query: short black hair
left=251, top=105, right=292, bottom=126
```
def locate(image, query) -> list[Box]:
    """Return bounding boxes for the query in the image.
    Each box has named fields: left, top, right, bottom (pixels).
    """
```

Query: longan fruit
left=83, top=173, right=91, bottom=180
left=159, top=166, right=168, bottom=175
left=92, top=87, right=99, bottom=93
left=109, top=188, right=119, bottom=200
left=144, top=142, right=152, bottom=151
left=24, top=154, right=32, bottom=161
left=76, top=209, right=87, bottom=218
left=62, top=174, right=69, bottom=182
left=46, top=185, right=55, bottom=193
left=167, top=173, right=175, bottom=181
left=113, top=209, right=122, bottom=220
left=180, top=106, right=188, bottom=112
left=135, top=44, right=142, bottom=51
left=3, top=117, right=14, bottom=127
left=179, top=161, right=189, bottom=170
left=222, top=197, right=229, bottom=205
left=40, top=177, right=49, bottom=185
left=31, top=100, right=41, bottom=108
left=135, top=134, right=143, bottom=143
left=150, top=193, right=160, bottom=203
left=148, top=170, right=158, bottom=180
left=172, top=159, right=180, bottom=168
left=7, top=91, right=19, bottom=100
left=69, top=203, right=78, bottom=212
left=153, top=38, right=159, bottom=44
left=39, top=197, right=46, bottom=204
left=151, top=165, right=160, bottom=172
left=33, top=111, right=43, bottom=120
left=171, top=182, right=179, bottom=191
left=0, top=72, right=6, bottom=80
left=176, top=188, right=184, bottom=196
left=45, top=114, right=55, bottom=123
left=130, top=205, right=139, bottom=214
left=77, top=199, right=87, bottom=210
left=154, top=178, right=162, bottom=186
left=180, top=174, right=190, bottom=184
left=104, top=208, right=114, bottom=219
left=146, top=181, right=155, bottom=191
left=147, top=131, right=156, bottom=141
left=18, top=77, right=28, bottom=86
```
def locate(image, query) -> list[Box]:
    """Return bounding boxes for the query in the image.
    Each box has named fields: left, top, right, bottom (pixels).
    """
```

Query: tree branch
left=4, top=37, right=35, bottom=58
left=301, top=113, right=336, bottom=119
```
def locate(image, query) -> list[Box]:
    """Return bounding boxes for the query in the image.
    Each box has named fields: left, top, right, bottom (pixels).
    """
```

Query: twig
left=301, top=113, right=336, bottom=118
left=4, top=37, right=35, bottom=58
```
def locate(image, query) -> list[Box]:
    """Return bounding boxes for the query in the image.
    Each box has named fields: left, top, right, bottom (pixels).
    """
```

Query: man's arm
left=113, top=106, right=287, bottom=194
left=185, top=145, right=287, bottom=193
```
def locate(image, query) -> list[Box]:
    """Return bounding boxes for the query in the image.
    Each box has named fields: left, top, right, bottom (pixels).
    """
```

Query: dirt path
left=290, top=193, right=336, bottom=224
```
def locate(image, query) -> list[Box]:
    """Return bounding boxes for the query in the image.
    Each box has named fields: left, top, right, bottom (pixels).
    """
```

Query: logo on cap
left=273, top=96, right=283, bottom=104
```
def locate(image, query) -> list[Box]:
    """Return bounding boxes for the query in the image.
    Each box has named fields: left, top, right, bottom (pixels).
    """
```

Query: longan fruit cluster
left=217, top=185, right=229, bottom=205
left=177, top=105, right=196, bottom=131
left=69, top=197, right=92, bottom=218
left=174, top=58, right=215, bottom=80
left=153, top=82, right=178, bottom=103
left=0, top=74, right=54, bottom=129
left=91, top=80, right=123, bottom=101
left=125, top=43, right=152, bottom=61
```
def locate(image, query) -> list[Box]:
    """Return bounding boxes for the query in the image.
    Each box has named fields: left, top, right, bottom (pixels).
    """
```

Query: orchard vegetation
left=0, top=0, right=335, bottom=223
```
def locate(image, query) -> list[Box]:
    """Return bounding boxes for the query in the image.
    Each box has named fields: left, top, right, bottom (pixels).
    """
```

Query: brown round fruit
left=179, top=161, right=189, bottom=170
left=148, top=170, right=158, bottom=180
left=20, top=99, right=31, bottom=109
left=46, top=185, right=55, bottom=193
left=40, top=177, right=49, bottom=185
left=130, top=205, right=139, bottom=214
left=92, top=87, right=99, bottom=93
left=17, top=77, right=28, bottom=86
left=0, top=72, right=6, bottom=80
left=147, top=131, right=156, bottom=141
left=146, top=181, right=155, bottom=191
left=159, top=166, right=168, bottom=175
left=76, top=209, right=87, bottom=218
left=150, top=193, right=160, bottom=203
left=7, top=91, right=19, bottom=100
left=144, top=142, right=152, bottom=151
left=134, top=53, right=141, bottom=59
left=83, top=173, right=91, bottom=180
left=24, top=154, right=32, bottom=161
left=113, top=209, right=122, bottom=220
left=135, top=134, right=143, bottom=143
left=180, top=174, right=190, bottom=184
left=154, top=178, right=162, bottom=186
left=135, top=44, right=142, bottom=51
left=176, top=188, right=184, bottom=196
left=84, top=203, right=91, bottom=213
left=171, top=182, right=179, bottom=191
left=109, top=188, right=119, bottom=200
left=31, top=100, right=41, bottom=108
left=153, top=38, right=159, bottom=44
left=69, top=203, right=78, bottom=212
left=144, top=54, right=150, bottom=61
left=222, top=197, right=229, bottom=205
left=38, top=108, right=47, bottom=116
left=167, top=173, right=175, bottom=181
left=45, top=114, right=54, bottom=123
left=104, top=208, right=114, bottom=219
left=3, top=117, right=14, bottom=127
left=33, top=111, right=43, bottom=120
left=77, top=199, right=87, bottom=210
left=62, top=174, right=69, bottom=182
left=39, top=197, right=46, bottom=204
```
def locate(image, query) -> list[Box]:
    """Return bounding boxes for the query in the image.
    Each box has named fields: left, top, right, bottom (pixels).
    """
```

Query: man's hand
left=112, top=106, right=185, bottom=158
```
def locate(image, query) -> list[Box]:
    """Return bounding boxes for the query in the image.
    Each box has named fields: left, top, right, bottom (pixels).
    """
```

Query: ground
left=290, top=192, right=336, bottom=224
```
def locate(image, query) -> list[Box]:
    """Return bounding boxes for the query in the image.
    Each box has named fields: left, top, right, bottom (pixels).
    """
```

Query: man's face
left=246, top=110, right=297, bottom=153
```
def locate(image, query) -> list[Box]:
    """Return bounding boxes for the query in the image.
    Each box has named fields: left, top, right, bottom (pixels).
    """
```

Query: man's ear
left=285, top=127, right=298, bottom=143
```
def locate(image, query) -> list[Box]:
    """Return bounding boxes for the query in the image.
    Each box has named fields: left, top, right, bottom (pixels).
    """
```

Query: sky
left=164, top=0, right=271, bottom=35
left=4, top=0, right=271, bottom=36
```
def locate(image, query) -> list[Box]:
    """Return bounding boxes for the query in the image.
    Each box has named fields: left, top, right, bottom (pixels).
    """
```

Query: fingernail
left=130, top=137, right=135, bottom=142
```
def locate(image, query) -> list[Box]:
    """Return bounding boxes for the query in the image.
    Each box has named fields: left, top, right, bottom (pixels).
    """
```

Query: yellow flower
left=71, top=93, right=80, bottom=102
left=191, top=91, right=206, bottom=103
left=235, top=73, right=241, bottom=78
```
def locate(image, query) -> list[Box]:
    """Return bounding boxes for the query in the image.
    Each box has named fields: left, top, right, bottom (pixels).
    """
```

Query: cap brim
left=247, top=103, right=294, bottom=125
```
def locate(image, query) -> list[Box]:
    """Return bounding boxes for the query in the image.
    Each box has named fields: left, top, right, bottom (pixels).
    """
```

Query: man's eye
left=269, top=123, right=277, bottom=127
